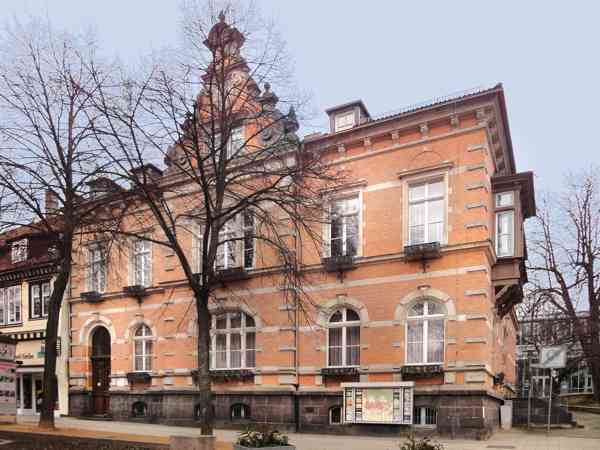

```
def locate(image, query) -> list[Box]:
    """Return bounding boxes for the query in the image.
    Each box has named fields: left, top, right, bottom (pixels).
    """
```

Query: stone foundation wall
left=69, top=389, right=503, bottom=438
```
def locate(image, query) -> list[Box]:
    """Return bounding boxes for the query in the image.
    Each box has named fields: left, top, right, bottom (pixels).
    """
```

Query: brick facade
left=67, top=17, right=534, bottom=438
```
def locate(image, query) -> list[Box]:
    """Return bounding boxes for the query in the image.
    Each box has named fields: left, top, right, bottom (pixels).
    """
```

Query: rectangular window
left=214, top=127, right=244, bottom=160
left=2, top=285, right=22, bottom=324
left=216, top=213, right=255, bottom=270
left=408, top=180, right=444, bottom=245
left=335, top=111, right=355, bottom=132
left=88, top=246, right=107, bottom=293
left=133, top=239, right=152, bottom=287
left=30, top=280, right=52, bottom=319
left=496, top=191, right=514, bottom=207
left=413, top=407, right=437, bottom=426
left=496, top=210, right=514, bottom=257
left=228, top=127, right=244, bottom=159
left=0, top=290, right=4, bottom=325
left=216, top=220, right=239, bottom=270
left=329, top=197, right=360, bottom=257
left=11, top=239, right=28, bottom=263
left=243, top=212, right=254, bottom=269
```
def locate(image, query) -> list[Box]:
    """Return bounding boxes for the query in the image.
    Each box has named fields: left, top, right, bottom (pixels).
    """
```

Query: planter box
left=215, top=267, right=249, bottom=283
left=322, top=255, right=356, bottom=272
left=404, top=242, right=441, bottom=261
left=234, top=446, right=295, bottom=450
left=126, top=371, right=152, bottom=383
left=81, top=291, right=103, bottom=303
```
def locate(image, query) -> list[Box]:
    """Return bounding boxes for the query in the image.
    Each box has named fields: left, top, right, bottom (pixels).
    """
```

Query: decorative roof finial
left=218, top=10, right=226, bottom=23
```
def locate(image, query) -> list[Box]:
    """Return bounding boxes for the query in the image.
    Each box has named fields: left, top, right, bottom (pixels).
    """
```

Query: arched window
left=134, top=324, right=153, bottom=372
left=211, top=311, right=256, bottom=369
left=406, top=300, right=445, bottom=364
left=328, top=308, right=360, bottom=367
left=132, top=401, right=147, bottom=418
left=329, top=406, right=342, bottom=425
left=231, top=403, right=250, bottom=420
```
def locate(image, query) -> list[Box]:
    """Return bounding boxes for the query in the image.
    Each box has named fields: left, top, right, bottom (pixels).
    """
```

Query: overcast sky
left=3, top=1, right=599, bottom=190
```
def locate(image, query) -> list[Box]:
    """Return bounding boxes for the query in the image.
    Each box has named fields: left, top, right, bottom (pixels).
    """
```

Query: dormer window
left=11, top=239, right=28, bottom=263
left=334, top=111, right=355, bottom=132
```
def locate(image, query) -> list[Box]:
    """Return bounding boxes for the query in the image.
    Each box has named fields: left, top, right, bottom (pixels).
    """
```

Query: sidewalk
left=14, top=414, right=600, bottom=450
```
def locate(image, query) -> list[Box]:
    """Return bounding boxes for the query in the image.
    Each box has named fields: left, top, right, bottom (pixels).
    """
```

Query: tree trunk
left=589, top=356, right=600, bottom=402
left=38, top=268, right=70, bottom=430
left=195, top=287, right=213, bottom=435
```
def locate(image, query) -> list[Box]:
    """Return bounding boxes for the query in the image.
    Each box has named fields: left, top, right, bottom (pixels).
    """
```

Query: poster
left=0, top=338, right=16, bottom=422
left=342, top=382, right=414, bottom=425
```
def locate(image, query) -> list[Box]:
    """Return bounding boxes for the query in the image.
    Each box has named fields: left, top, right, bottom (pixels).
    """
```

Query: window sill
left=0, top=323, right=23, bottom=329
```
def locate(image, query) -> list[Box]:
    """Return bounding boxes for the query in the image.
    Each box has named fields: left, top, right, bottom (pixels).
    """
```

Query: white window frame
left=88, top=245, right=107, bottom=293
left=335, top=111, right=355, bottom=132
left=132, top=238, right=152, bottom=287
left=405, top=300, right=445, bottom=366
left=1, top=285, right=22, bottom=325
left=242, top=211, right=254, bottom=269
left=133, top=324, right=153, bottom=372
left=210, top=311, right=256, bottom=370
left=30, top=280, right=51, bottom=319
left=327, top=308, right=361, bottom=368
left=216, top=219, right=239, bottom=270
left=329, top=406, right=343, bottom=425
left=216, top=213, right=254, bottom=270
left=11, top=239, right=28, bottom=263
left=407, top=178, right=446, bottom=246
left=495, top=210, right=515, bottom=257
left=495, top=191, right=514, bottom=208
left=413, top=407, right=437, bottom=427
left=324, top=193, right=363, bottom=258
left=213, top=126, right=244, bottom=160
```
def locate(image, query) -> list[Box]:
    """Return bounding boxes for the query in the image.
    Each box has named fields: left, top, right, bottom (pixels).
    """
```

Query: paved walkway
left=15, top=413, right=600, bottom=450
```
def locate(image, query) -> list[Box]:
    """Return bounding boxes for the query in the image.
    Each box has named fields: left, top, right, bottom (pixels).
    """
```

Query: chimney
left=45, top=190, right=59, bottom=216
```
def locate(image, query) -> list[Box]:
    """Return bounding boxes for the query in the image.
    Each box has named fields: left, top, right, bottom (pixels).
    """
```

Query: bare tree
left=0, top=17, right=114, bottom=428
left=527, top=168, right=600, bottom=401
left=87, top=2, right=342, bottom=434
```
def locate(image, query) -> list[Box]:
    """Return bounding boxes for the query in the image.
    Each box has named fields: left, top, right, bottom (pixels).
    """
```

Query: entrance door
left=17, top=373, right=43, bottom=415
left=91, top=327, right=111, bottom=415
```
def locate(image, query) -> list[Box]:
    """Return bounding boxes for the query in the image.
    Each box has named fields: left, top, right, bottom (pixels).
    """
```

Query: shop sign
left=342, top=382, right=414, bottom=425
left=0, top=336, right=17, bottom=422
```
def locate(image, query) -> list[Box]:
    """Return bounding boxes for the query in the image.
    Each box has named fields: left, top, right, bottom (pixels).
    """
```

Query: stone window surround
left=322, top=189, right=364, bottom=258
left=399, top=163, right=453, bottom=248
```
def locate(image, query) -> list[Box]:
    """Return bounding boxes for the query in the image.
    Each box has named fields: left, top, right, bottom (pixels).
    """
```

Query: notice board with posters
left=341, top=382, right=414, bottom=425
left=0, top=335, right=16, bottom=423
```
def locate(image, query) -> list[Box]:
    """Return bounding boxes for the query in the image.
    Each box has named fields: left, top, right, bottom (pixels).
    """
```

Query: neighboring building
left=67, top=17, right=535, bottom=438
left=0, top=225, right=69, bottom=416
left=516, top=314, right=594, bottom=398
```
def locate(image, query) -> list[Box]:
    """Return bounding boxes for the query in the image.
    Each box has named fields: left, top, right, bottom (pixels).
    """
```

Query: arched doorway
left=91, top=327, right=111, bottom=415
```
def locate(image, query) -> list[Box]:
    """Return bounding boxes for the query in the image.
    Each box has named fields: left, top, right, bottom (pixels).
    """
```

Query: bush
left=236, top=426, right=290, bottom=448
left=399, top=435, right=444, bottom=450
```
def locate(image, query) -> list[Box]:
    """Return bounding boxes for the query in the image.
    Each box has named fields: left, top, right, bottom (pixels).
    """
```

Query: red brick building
left=67, top=17, right=534, bottom=438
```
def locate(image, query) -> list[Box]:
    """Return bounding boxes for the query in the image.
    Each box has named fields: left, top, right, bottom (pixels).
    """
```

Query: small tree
left=89, top=2, right=342, bottom=434
left=0, top=18, right=114, bottom=428
left=527, top=168, right=600, bottom=401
